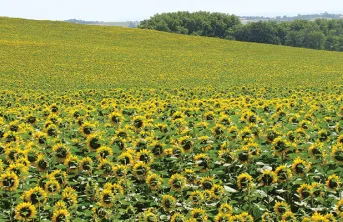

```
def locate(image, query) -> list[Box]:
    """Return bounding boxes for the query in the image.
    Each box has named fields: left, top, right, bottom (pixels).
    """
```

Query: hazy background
left=1, top=0, right=343, bottom=21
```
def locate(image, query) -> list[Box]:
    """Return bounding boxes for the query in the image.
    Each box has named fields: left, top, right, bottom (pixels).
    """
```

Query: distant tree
left=303, top=31, right=326, bottom=49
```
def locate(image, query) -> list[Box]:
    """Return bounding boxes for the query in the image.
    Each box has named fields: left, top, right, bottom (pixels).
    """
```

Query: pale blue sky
left=1, top=0, right=342, bottom=21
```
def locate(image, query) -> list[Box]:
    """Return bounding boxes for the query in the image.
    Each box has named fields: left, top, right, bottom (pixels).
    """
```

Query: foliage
left=1, top=17, right=343, bottom=221
left=139, top=11, right=343, bottom=51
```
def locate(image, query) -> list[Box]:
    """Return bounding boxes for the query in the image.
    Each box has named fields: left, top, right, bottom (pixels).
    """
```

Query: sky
left=1, top=0, right=342, bottom=22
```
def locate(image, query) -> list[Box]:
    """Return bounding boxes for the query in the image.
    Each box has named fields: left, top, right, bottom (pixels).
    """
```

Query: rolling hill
left=0, top=17, right=342, bottom=90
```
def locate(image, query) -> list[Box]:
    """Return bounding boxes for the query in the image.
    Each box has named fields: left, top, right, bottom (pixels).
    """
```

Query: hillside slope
left=0, top=17, right=342, bottom=90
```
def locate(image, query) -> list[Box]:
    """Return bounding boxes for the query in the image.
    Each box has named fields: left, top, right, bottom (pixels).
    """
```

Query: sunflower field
left=1, top=17, right=343, bottom=222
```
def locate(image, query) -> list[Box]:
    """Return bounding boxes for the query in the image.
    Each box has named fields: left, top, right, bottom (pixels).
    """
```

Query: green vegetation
left=139, top=11, right=343, bottom=51
left=1, top=17, right=343, bottom=91
left=1, top=17, right=343, bottom=221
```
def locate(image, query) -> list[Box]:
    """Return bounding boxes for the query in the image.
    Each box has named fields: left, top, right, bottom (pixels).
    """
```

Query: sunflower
left=53, top=201, right=67, bottom=211
left=78, top=121, right=95, bottom=137
left=143, top=211, right=158, bottom=222
left=49, top=170, right=67, bottom=186
left=311, top=182, right=323, bottom=197
left=52, top=143, right=70, bottom=162
left=0, top=171, right=19, bottom=191
left=211, top=184, right=225, bottom=199
left=297, top=184, right=312, bottom=200
left=92, top=203, right=109, bottom=220
left=336, top=199, right=343, bottom=214
left=309, top=143, right=324, bottom=159
left=274, top=201, right=290, bottom=215
left=5, top=146, right=22, bottom=163
left=236, top=146, right=251, bottom=164
left=45, top=179, right=61, bottom=195
left=275, top=165, right=292, bottom=182
left=114, top=165, right=127, bottom=179
left=133, top=162, right=150, bottom=180
left=194, top=153, right=211, bottom=172
left=146, top=173, right=163, bottom=190
left=281, top=211, right=296, bottom=222
left=35, top=155, right=49, bottom=172
left=133, top=116, right=145, bottom=128
left=302, top=217, right=312, bottom=222
left=214, top=213, right=231, bottom=222
left=261, top=212, right=274, bottom=222
left=96, top=146, right=113, bottom=160
left=136, top=149, right=153, bottom=165
left=98, top=159, right=115, bottom=177
left=218, top=150, right=234, bottom=164
left=109, top=111, right=123, bottom=124
left=171, top=212, right=186, bottom=222
left=80, top=157, right=93, bottom=172
left=183, top=169, right=197, bottom=184
left=331, top=144, right=343, bottom=163
left=219, top=203, right=232, bottom=214
left=189, top=190, right=204, bottom=205
left=161, top=194, right=176, bottom=212
left=212, top=124, right=226, bottom=137
left=168, top=173, right=186, bottom=191
left=61, top=186, right=78, bottom=208
left=190, top=208, right=208, bottom=222
left=272, top=137, right=290, bottom=155
left=239, top=212, right=254, bottom=222
left=86, top=133, right=102, bottom=150
left=237, top=173, right=253, bottom=190
left=324, top=213, right=336, bottom=222
left=172, top=146, right=185, bottom=158
left=99, top=189, right=115, bottom=208
left=310, top=212, right=329, bottom=222
left=15, top=202, right=36, bottom=221
left=26, top=147, right=39, bottom=163
left=178, top=136, right=193, bottom=152
left=117, top=151, right=134, bottom=165
left=258, top=170, right=277, bottom=186
left=292, top=157, right=311, bottom=175
left=326, top=174, right=341, bottom=190
left=23, top=186, right=48, bottom=205
left=150, top=141, right=165, bottom=157
left=64, top=155, right=79, bottom=174
left=199, top=176, right=214, bottom=190
left=7, top=163, right=29, bottom=179
left=52, top=209, right=70, bottom=222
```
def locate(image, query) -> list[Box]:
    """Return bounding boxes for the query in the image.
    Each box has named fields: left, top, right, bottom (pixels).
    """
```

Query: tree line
left=139, top=11, right=343, bottom=51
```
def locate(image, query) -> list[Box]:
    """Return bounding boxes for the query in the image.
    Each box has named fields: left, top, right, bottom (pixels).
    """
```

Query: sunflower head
left=297, top=184, right=312, bottom=200
left=52, top=209, right=70, bottom=222
left=281, top=211, right=296, bottom=222
left=275, top=165, right=292, bottom=182
left=23, top=186, right=48, bottom=205
left=219, top=203, right=232, bottom=215
left=146, top=173, right=162, bottom=190
left=326, top=174, right=341, bottom=190
left=191, top=208, right=208, bottom=222
left=168, top=173, right=186, bottom=192
left=237, top=173, right=253, bottom=190
left=0, top=171, right=19, bottom=191
left=189, top=191, right=204, bottom=206
left=274, top=201, right=290, bottom=215
left=161, top=194, right=176, bottom=212
left=259, top=170, right=277, bottom=186
left=15, top=202, right=36, bottom=221
left=292, top=157, right=311, bottom=175
left=171, top=212, right=186, bottom=222
left=133, top=162, right=150, bottom=180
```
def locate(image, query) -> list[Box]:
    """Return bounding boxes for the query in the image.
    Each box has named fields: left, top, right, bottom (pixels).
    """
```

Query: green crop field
left=1, top=17, right=343, bottom=222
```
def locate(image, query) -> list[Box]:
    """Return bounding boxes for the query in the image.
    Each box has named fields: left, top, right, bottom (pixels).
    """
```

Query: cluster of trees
left=139, top=11, right=343, bottom=51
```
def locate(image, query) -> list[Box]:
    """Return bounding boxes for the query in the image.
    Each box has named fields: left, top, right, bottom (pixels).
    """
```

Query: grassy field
left=1, top=17, right=343, bottom=221
left=1, top=17, right=343, bottom=90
